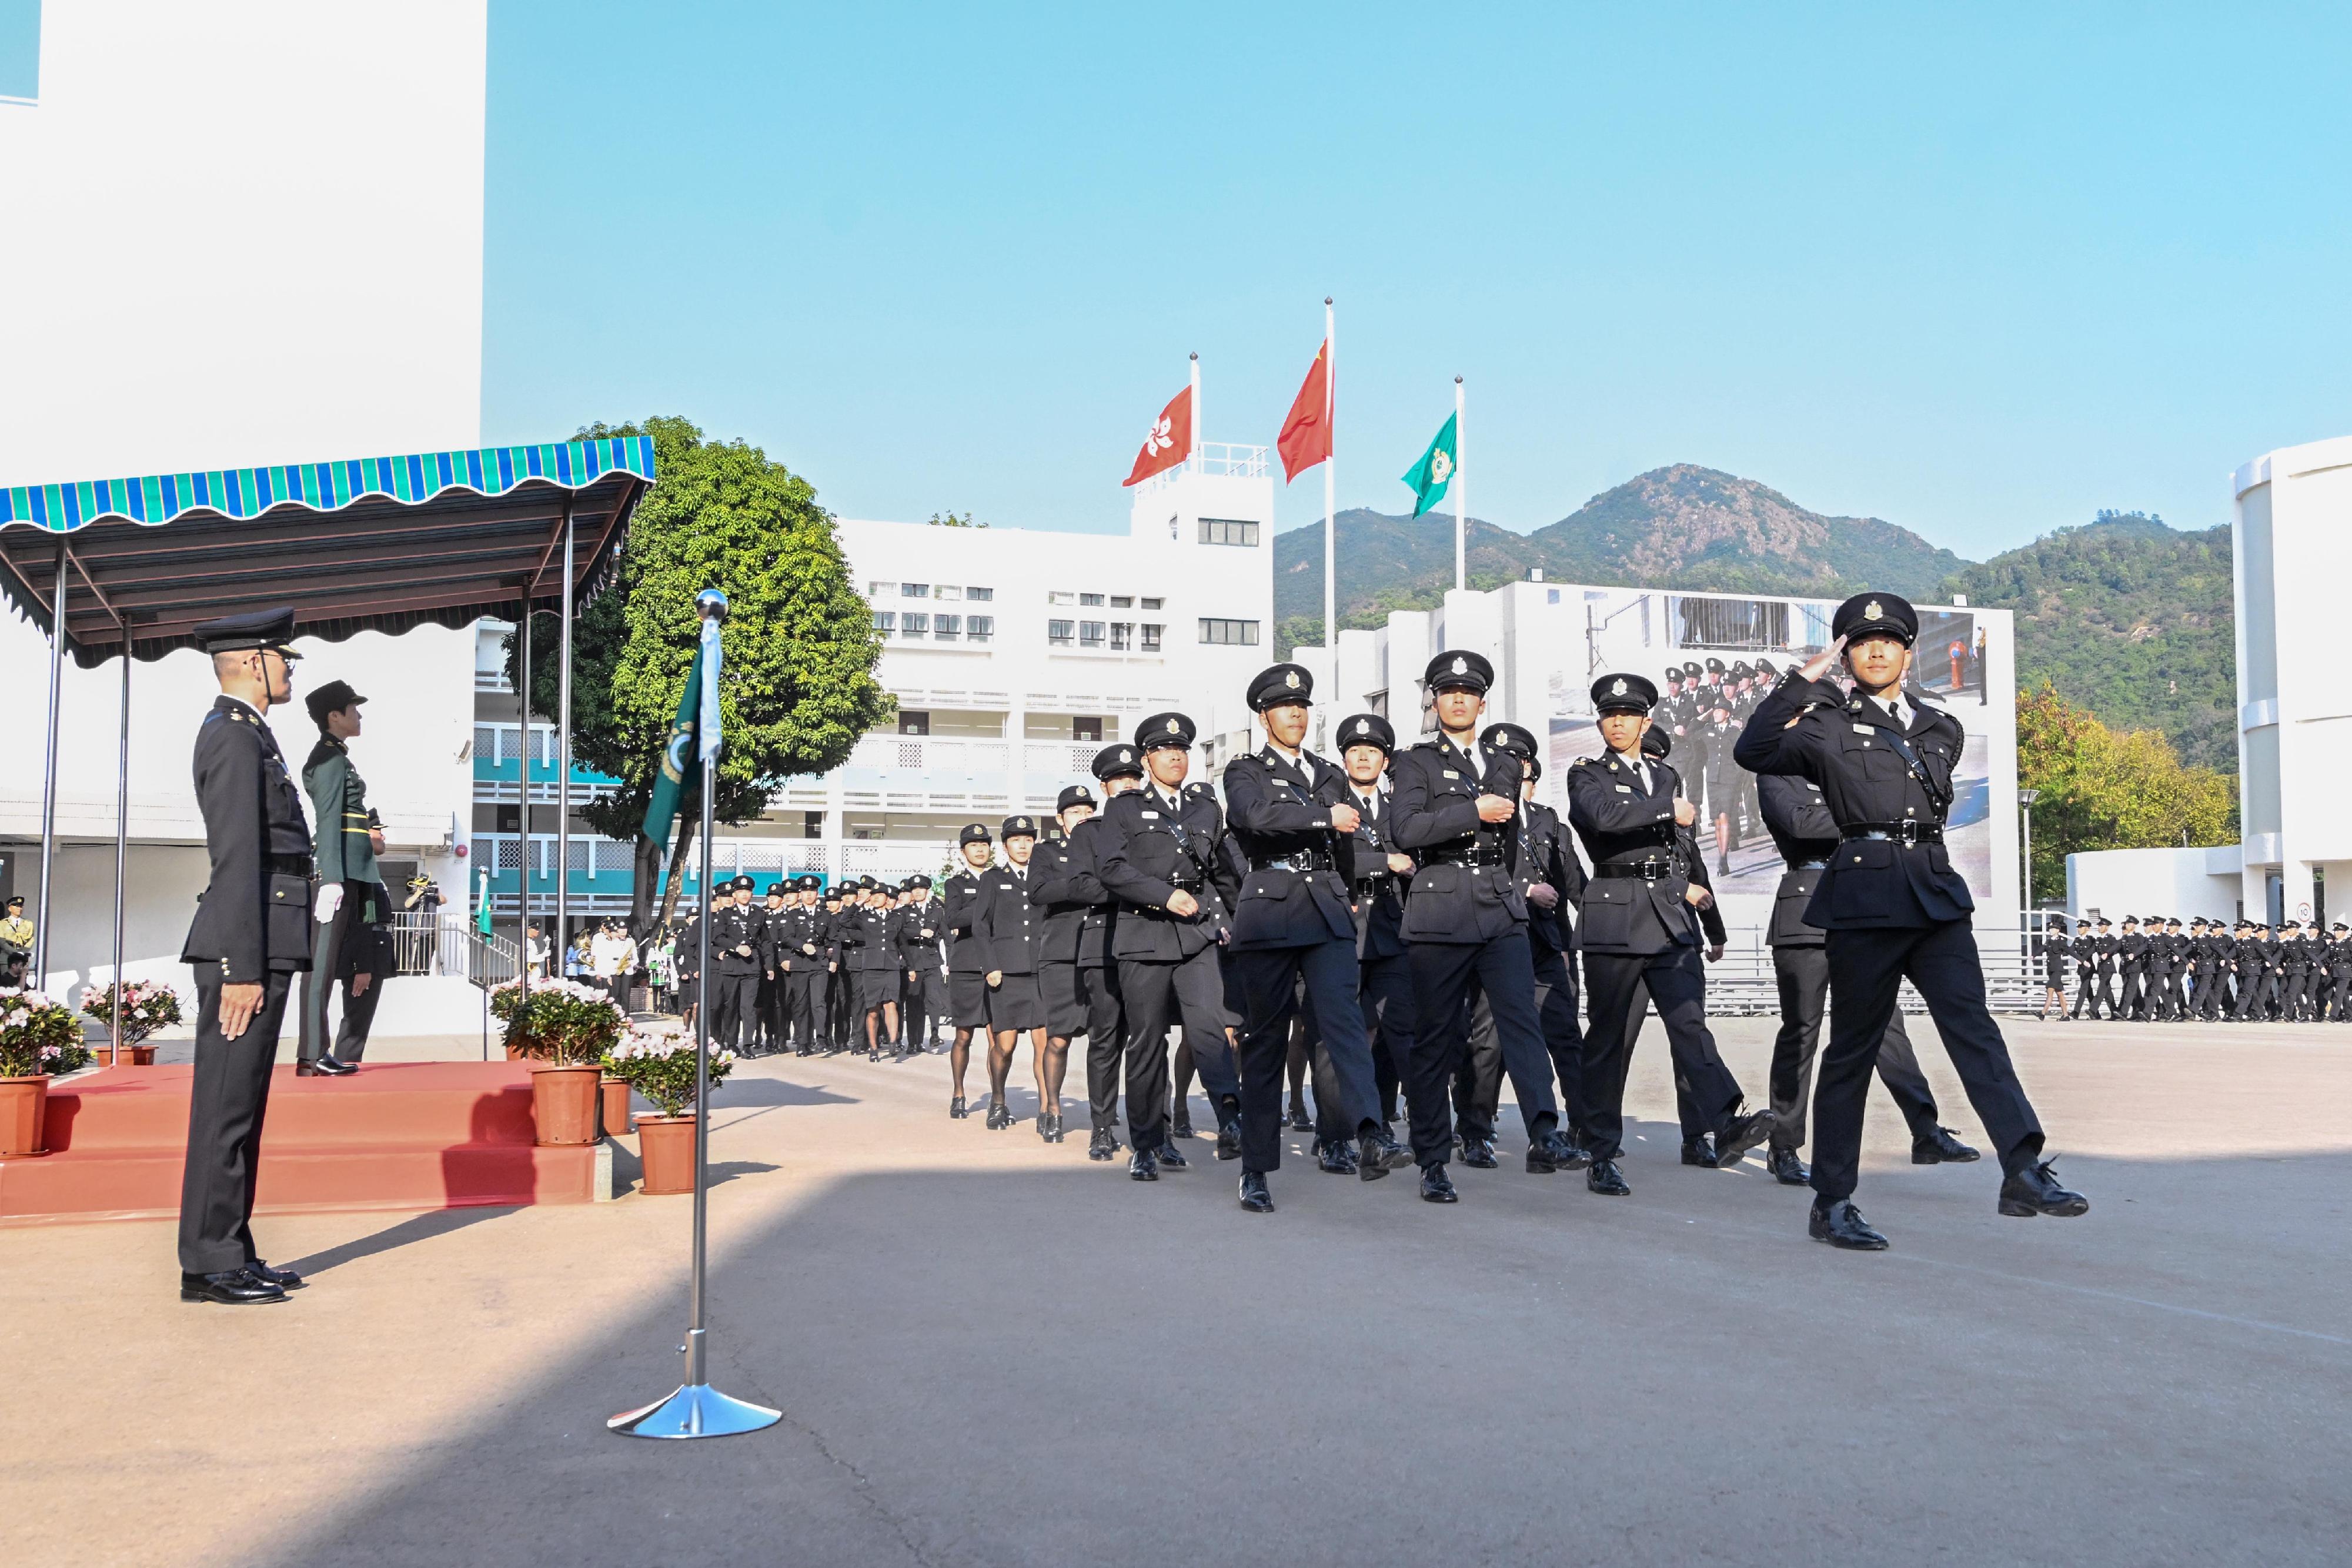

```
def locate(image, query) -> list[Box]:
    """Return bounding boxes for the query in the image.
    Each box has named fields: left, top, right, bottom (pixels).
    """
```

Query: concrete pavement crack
left=725, top=1358, right=942, bottom=1568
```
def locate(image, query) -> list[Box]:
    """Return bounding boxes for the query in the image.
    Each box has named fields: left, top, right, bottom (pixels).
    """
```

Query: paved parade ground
left=8, top=1017, right=2350, bottom=1567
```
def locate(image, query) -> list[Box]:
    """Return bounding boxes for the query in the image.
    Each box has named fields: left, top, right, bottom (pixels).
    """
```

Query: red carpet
left=0, top=1062, right=602, bottom=1226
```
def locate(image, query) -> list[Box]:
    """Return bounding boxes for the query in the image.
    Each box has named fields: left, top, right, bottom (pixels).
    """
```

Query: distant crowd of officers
left=2044, top=915, right=2352, bottom=1022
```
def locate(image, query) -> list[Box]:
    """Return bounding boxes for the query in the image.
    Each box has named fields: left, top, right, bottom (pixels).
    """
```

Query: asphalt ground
left=5, top=1015, right=2348, bottom=1567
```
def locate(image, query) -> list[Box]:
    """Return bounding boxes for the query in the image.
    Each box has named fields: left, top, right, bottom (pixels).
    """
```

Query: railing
left=386, top=914, right=522, bottom=989
left=1673, top=927, right=2047, bottom=1015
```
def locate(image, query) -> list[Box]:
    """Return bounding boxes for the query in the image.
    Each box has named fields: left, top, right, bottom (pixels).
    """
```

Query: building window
left=901, top=583, right=930, bottom=598
left=1073, top=716, right=1104, bottom=741
left=1199, top=518, right=1260, bottom=547
left=1109, top=622, right=1132, bottom=651
left=1048, top=590, right=1075, bottom=606
left=1048, top=619, right=1075, bottom=646
left=935, top=585, right=963, bottom=602
left=1111, top=595, right=1134, bottom=608
left=803, top=811, right=825, bottom=840
left=873, top=611, right=896, bottom=636
left=1080, top=592, right=1104, bottom=606
left=933, top=614, right=960, bottom=640
left=1079, top=621, right=1105, bottom=647
left=967, top=615, right=994, bottom=643
left=1141, top=596, right=1164, bottom=610
left=1199, top=618, right=1260, bottom=646
left=868, top=580, right=888, bottom=597
left=1141, top=623, right=1162, bottom=651
left=899, top=711, right=930, bottom=737
left=903, top=613, right=929, bottom=636
left=967, top=586, right=994, bottom=601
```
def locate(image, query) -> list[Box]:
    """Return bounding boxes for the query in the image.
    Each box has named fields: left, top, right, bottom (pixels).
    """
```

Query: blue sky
left=481, top=2, right=2351, bottom=558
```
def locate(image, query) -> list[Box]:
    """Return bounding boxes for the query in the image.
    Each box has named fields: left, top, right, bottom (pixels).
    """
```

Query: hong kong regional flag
left=1121, top=384, right=1194, bottom=486
left=1277, top=340, right=1331, bottom=482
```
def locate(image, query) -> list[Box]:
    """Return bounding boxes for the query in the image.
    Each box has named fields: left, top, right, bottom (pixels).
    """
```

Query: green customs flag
left=1400, top=411, right=1458, bottom=518
left=642, top=634, right=711, bottom=850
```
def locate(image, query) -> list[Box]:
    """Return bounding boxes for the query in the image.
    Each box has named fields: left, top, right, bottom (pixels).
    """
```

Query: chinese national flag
left=1277, top=340, right=1331, bottom=482
left=1121, top=384, right=1193, bottom=486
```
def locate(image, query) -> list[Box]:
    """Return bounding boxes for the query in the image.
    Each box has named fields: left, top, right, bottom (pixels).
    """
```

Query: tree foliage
left=507, top=416, right=889, bottom=928
left=2016, top=682, right=2238, bottom=897
left=927, top=510, right=985, bottom=528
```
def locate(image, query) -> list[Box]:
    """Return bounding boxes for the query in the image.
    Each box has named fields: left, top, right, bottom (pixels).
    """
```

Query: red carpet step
left=0, top=1062, right=604, bottom=1226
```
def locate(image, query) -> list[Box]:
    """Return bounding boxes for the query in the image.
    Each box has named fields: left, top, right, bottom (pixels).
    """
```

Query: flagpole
left=1190, top=351, right=1201, bottom=471
left=1322, top=296, right=1336, bottom=668
left=1454, top=375, right=1466, bottom=593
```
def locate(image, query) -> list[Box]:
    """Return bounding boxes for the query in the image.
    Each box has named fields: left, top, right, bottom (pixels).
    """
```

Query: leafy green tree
left=927, top=510, right=985, bottom=528
left=509, top=416, right=890, bottom=931
left=2017, top=683, right=2238, bottom=897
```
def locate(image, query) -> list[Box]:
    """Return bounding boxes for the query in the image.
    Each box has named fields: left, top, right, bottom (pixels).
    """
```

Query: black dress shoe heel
left=1998, top=1160, right=2089, bottom=1218
left=1809, top=1199, right=1890, bottom=1250
left=948, top=1096, right=968, bottom=1120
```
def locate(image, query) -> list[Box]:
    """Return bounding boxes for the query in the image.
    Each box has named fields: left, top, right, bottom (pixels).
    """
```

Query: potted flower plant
left=492, top=978, right=627, bottom=1145
left=604, top=1027, right=735, bottom=1195
left=81, top=979, right=185, bottom=1066
left=0, top=988, right=92, bottom=1156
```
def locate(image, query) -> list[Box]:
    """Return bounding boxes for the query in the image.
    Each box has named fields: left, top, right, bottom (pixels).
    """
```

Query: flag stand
left=609, top=588, right=780, bottom=1442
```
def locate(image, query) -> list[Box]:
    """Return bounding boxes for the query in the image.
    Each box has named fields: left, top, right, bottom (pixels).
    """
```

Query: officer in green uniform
left=298, top=678, right=376, bottom=1076
left=0, top=895, right=33, bottom=987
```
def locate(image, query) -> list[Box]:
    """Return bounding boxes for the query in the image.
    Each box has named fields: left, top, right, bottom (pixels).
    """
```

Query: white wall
left=2067, top=846, right=2242, bottom=925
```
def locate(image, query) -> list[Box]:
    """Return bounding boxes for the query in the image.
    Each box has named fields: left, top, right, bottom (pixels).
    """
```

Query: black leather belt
left=1426, top=847, right=1506, bottom=868
left=269, top=854, right=316, bottom=874
left=1840, top=822, right=1943, bottom=845
left=1251, top=850, right=1334, bottom=874
left=1595, top=860, right=1676, bottom=881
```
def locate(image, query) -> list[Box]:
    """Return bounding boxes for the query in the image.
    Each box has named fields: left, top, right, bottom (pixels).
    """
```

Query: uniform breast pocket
left=1828, top=839, right=1895, bottom=921
left=266, top=873, right=312, bottom=959
left=1401, top=865, right=1461, bottom=940
left=1842, top=737, right=1905, bottom=783
left=1241, top=870, right=1292, bottom=904
left=1579, top=881, right=1633, bottom=947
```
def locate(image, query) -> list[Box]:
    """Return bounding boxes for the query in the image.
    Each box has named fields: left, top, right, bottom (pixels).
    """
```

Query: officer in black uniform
left=1096, top=712, right=1244, bottom=1180
left=771, top=875, right=820, bottom=1054
left=2231, top=923, right=2274, bottom=1021
left=2327, top=923, right=2352, bottom=1020
left=1330, top=714, right=1416, bottom=1132
left=1386, top=651, right=1575, bottom=1204
left=840, top=877, right=903, bottom=1056
left=891, top=875, right=942, bottom=1057
left=705, top=875, right=766, bottom=1054
left=2278, top=920, right=2313, bottom=1021
left=743, top=881, right=783, bottom=1053
left=2077, top=917, right=2114, bottom=1018
left=1565, top=674, right=1772, bottom=1196
left=941, top=824, right=994, bottom=1115
left=2042, top=916, right=2073, bottom=1020
left=1033, top=746, right=1145, bottom=1159
left=178, top=608, right=314, bottom=1306
left=1034, top=787, right=1098, bottom=1135
left=1219, top=664, right=1411, bottom=1213
left=2114, top=917, right=2147, bottom=1020
left=2151, top=916, right=2186, bottom=1020
left=1735, top=591, right=2086, bottom=1249
left=971, top=815, right=1050, bottom=1131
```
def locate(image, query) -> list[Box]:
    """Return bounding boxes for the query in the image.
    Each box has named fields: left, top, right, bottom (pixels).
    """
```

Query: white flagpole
left=1323, top=297, right=1336, bottom=663
left=1190, top=350, right=1201, bottom=470
left=1454, top=375, right=1466, bottom=593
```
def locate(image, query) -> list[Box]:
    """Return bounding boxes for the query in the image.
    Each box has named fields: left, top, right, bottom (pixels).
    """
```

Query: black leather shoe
left=1238, top=1170, right=1274, bottom=1212
left=1526, top=1128, right=1575, bottom=1172
left=1420, top=1164, right=1458, bottom=1203
left=1128, top=1148, right=1159, bottom=1181
left=1286, top=1102, right=1313, bottom=1132
left=246, top=1259, right=305, bottom=1290
left=1586, top=1158, right=1631, bottom=1196
left=1713, top=1109, right=1775, bottom=1168
left=1459, top=1135, right=1498, bottom=1169
left=1912, top=1126, right=1982, bottom=1164
left=1088, top=1128, right=1118, bottom=1161
left=1155, top=1140, right=1189, bottom=1170
left=1215, top=1119, right=1243, bottom=1162
left=1317, top=1139, right=1358, bottom=1175
left=1171, top=1114, right=1195, bottom=1139
left=180, top=1268, right=287, bottom=1305
left=1358, top=1126, right=1411, bottom=1178
left=948, top=1096, right=968, bottom=1120
left=296, top=1057, right=355, bottom=1077
left=1680, top=1136, right=1719, bottom=1168
left=1999, top=1160, right=2089, bottom=1218
left=1765, top=1146, right=1810, bottom=1185
left=985, top=1100, right=1011, bottom=1130
left=1809, top=1199, right=1889, bottom=1250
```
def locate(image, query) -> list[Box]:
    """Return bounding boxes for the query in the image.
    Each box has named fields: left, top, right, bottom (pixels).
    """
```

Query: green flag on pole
left=642, top=636, right=709, bottom=852
left=1400, top=412, right=1458, bottom=518
left=475, top=869, right=493, bottom=936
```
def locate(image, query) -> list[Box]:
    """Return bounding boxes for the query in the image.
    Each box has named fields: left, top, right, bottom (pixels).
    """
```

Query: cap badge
left=1120, top=748, right=1132, bottom=762
left=1865, top=600, right=1882, bottom=618
left=1611, top=678, right=1626, bottom=696
left=1284, top=670, right=1299, bottom=689
left=1451, top=656, right=1467, bottom=675
left=1354, top=720, right=1368, bottom=735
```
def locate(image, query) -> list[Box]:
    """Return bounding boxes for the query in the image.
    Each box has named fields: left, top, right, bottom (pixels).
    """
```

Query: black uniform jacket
left=837, top=905, right=899, bottom=972
left=1029, top=816, right=1118, bottom=967
left=1385, top=735, right=1529, bottom=945
left=941, top=870, right=990, bottom=974
left=771, top=904, right=822, bottom=973
left=1337, top=779, right=1408, bottom=961
left=1564, top=748, right=1700, bottom=957
left=1733, top=674, right=1972, bottom=930
left=183, top=696, right=316, bottom=979
left=969, top=865, right=1043, bottom=975
left=1521, top=799, right=1588, bottom=954
left=1757, top=771, right=1838, bottom=950
left=1221, top=745, right=1358, bottom=950
left=1028, top=837, right=1094, bottom=964
left=1096, top=781, right=1232, bottom=961
left=894, top=901, right=943, bottom=973
left=709, top=903, right=767, bottom=975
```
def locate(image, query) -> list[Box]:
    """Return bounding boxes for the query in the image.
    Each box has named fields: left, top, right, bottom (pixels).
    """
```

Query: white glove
left=315, top=882, right=344, bottom=926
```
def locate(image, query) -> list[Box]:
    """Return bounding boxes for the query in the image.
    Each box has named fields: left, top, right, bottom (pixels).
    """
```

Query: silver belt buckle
left=1640, top=860, right=1663, bottom=883
left=1897, top=821, right=1920, bottom=846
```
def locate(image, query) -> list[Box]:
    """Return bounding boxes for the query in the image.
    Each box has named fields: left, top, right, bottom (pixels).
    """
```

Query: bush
left=0, top=989, right=92, bottom=1077
left=81, top=980, right=185, bottom=1047
left=490, top=978, right=627, bottom=1065
left=603, top=1026, right=734, bottom=1118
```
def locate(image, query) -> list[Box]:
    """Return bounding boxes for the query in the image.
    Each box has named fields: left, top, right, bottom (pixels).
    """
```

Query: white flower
left=5, top=1009, right=26, bottom=1028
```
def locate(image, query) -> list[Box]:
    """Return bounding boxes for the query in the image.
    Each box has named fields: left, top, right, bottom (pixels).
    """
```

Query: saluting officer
left=706, top=875, right=766, bottom=1054
left=1033, top=747, right=1145, bottom=1160
left=1332, top=714, right=1417, bottom=1134
left=1219, top=665, right=1411, bottom=1214
left=1095, top=712, right=1245, bottom=1180
left=1565, top=674, right=1772, bottom=1196
left=941, top=824, right=995, bottom=1117
left=178, top=608, right=315, bottom=1306
left=1385, top=651, right=1575, bottom=1205
left=1735, top=592, right=2086, bottom=1249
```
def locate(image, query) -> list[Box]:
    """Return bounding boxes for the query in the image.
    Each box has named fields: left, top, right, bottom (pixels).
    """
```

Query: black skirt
left=985, top=972, right=1045, bottom=1031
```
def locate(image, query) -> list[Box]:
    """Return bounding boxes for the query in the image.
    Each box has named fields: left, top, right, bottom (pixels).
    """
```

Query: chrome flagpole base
left=607, top=1383, right=781, bottom=1440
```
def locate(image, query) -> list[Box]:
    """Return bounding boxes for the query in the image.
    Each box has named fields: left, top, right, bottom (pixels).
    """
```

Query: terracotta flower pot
left=636, top=1114, right=697, bottom=1195
left=532, top=1063, right=603, bottom=1146
left=599, top=1075, right=633, bottom=1137
left=116, top=1043, right=158, bottom=1066
left=0, top=1074, right=51, bottom=1156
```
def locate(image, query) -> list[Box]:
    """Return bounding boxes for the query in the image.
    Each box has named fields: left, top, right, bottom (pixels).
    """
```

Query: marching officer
left=2327, top=922, right=2352, bottom=1019
left=2155, top=916, right=2190, bottom=1021
left=941, top=824, right=995, bottom=1116
left=1031, top=745, right=1145, bottom=1161
left=972, top=815, right=1050, bottom=1132
left=1033, top=788, right=1101, bottom=1139
left=707, top=875, right=766, bottom=1053
left=1096, top=712, right=1245, bottom=1181
left=178, top=607, right=314, bottom=1306
left=1331, top=714, right=1416, bottom=1133
left=2077, top=917, right=2116, bottom=1018
left=2042, top=915, right=2073, bottom=1020
left=1386, top=651, right=1574, bottom=1204
left=754, top=881, right=791, bottom=1052
left=1218, top=663, right=1409, bottom=1214
left=841, top=878, right=903, bottom=1056
left=2115, top=917, right=2148, bottom=1020
left=1734, top=591, right=2086, bottom=1249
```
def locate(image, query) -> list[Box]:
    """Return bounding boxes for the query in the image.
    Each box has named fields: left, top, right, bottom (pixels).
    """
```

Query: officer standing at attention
left=941, top=824, right=995, bottom=1116
left=1735, top=593, right=2087, bottom=1249
left=1565, top=674, right=1773, bottom=1196
left=1032, top=746, right=1146, bottom=1160
left=296, top=678, right=376, bottom=1077
left=1331, top=715, right=1417, bottom=1132
left=893, top=875, right=942, bottom=1056
left=773, top=875, right=820, bottom=1055
left=178, top=608, right=315, bottom=1306
left=1219, top=664, right=1411, bottom=1213
left=707, top=875, right=766, bottom=1054
left=1096, top=712, right=1245, bottom=1180
left=1386, top=651, right=1576, bottom=1204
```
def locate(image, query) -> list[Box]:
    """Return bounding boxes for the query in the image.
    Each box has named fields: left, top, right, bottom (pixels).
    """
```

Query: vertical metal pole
left=1322, top=297, right=1336, bottom=663
left=34, top=541, right=67, bottom=988
left=1454, top=375, right=1466, bottom=594
left=689, top=753, right=713, bottom=1386
left=111, top=640, right=129, bottom=1065
left=518, top=591, right=533, bottom=999
left=2022, top=800, right=2033, bottom=912
left=557, top=506, right=574, bottom=961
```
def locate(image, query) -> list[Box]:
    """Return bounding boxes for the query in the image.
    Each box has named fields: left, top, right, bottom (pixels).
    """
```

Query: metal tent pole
left=518, top=590, right=533, bottom=1000
left=34, top=541, right=67, bottom=989
left=557, top=504, right=573, bottom=975
left=110, top=638, right=130, bottom=1064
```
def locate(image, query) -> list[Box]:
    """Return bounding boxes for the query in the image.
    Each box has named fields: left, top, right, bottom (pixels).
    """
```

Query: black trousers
left=178, top=968, right=296, bottom=1276
left=1579, top=944, right=1744, bottom=1161
left=2231, top=969, right=2271, bottom=1021
left=296, top=882, right=356, bottom=1066
left=1461, top=935, right=1584, bottom=1143
left=2072, top=965, right=2106, bottom=1018
left=785, top=970, right=826, bottom=1051
left=2119, top=966, right=2146, bottom=1019
left=1768, top=943, right=1937, bottom=1151
left=1404, top=935, right=1558, bottom=1170
left=1117, top=949, right=1240, bottom=1152
left=1358, top=952, right=1416, bottom=1125
left=333, top=968, right=386, bottom=1062
left=1081, top=960, right=1127, bottom=1134
left=1815, top=920, right=2044, bottom=1203
left=709, top=971, right=762, bottom=1051
left=1229, top=938, right=1380, bottom=1174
